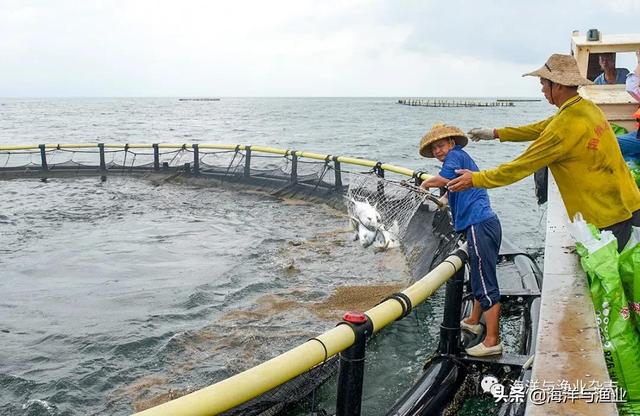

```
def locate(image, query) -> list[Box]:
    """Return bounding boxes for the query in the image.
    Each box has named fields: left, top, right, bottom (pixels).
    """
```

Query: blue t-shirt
left=439, top=146, right=495, bottom=232
left=594, top=68, right=630, bottom=85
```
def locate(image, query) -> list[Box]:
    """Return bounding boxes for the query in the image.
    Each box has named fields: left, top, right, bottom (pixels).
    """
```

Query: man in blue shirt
left=617, top=51, right=640, bottom=161
left=419, top=124, right=503, bottom=356
left=594, top=53, right=629, bottom=85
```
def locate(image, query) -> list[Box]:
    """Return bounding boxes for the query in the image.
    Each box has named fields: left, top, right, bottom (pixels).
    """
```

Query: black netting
left=220, top=357, right=339, bottom=416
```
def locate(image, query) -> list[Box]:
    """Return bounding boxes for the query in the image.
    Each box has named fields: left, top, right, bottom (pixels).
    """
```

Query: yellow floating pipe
left=134, top=244, right=467, bottom=416
left=102, top=144, right=155, bottom=149
left=156, top=144, right=190, bottom=149
left=0, top=145, right=41, bottom=151
left=334, top=155, right=377, bottom=168
left=379, top=164, right=420, bottom=178
left=43, top=143, right=98, bottom=150
left=134, top=324, right=355, bottom=416
left=292, top=150, right=328, bottom=161
left=366, top=249, right=465, bottom=333
left=197, top=144, right=247, bottom=151
left=250, top=145, right=289, bottom=155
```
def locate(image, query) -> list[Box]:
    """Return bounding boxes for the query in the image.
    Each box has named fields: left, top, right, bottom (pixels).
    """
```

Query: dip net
left=345, top=172, right=440, bottom=244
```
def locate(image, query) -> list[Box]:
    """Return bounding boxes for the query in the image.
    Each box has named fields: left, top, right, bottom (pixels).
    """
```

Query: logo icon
left=481, top=375, right=504, bottom=398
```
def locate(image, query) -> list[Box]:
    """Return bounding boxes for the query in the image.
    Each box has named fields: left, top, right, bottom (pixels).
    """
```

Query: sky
left=1, top=0, right=639, bottom=97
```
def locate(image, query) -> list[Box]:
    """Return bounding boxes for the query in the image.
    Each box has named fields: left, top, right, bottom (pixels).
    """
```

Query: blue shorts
left=465, top=216, right=502, bottom=311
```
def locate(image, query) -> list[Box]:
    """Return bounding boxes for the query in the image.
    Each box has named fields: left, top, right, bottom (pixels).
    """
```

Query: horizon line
left=0, top=95, right=542, bottom=99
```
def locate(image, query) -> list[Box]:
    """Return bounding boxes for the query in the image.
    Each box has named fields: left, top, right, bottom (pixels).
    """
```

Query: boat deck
left=525, top=177, right=617, bottom=415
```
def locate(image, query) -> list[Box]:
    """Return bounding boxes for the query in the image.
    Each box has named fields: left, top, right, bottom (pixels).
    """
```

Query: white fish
left=347, top=197, right=399, bottom=250
left=373, top=229, right=400, bottom=250
left=372, top=220, right=400, bottom=250
left=349, top=198, right=382, bottom=229
left=349, top=217, right=360, bottom=241
left=357, top=221, right=378, bottom=248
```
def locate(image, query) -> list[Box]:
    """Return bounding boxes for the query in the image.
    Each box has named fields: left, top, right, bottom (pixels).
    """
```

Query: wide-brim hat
left=419, top=123, right=468, bottom=158
left=523, top=53, right=593, bottom=86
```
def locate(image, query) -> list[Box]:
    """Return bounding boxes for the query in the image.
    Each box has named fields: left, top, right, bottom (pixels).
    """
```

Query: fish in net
left=346, top=173, right=445, bottom=251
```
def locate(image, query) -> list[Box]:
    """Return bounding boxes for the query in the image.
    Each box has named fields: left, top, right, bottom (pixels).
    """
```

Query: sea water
left=0, top=97, right=552, bottom=415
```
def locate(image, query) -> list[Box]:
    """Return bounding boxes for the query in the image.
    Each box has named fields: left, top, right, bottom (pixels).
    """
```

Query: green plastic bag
left=620, top=400, right=640, bottom=415
left=619, top=230, right=640, bottom=416
left=570, top=217, right=640, bottom=402
left=620, top=227, right=640, bottom=327
left=631, top=168, right=640, bottom=188
left=627, top=161, right=640, bottom=188
left=612, top=122, right=630, bottom=135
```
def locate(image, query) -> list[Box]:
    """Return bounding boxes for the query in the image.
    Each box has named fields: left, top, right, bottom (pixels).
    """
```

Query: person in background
left=626, top=51, right=640, bottom=101
left=418, top=124, right=503, bottom=357
left=617, top=51, right=640, bottom=161
left=452, top=54, right=640, bottom=252
left=594, top=52, right=629, bottom=85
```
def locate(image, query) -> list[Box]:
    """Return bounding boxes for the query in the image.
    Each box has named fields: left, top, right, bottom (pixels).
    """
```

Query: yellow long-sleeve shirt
left=472, top=95, right=640, bottom=228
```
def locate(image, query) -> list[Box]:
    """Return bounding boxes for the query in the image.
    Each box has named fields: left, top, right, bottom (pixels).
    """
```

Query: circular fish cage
left=0, top=143, right=540, bottom=416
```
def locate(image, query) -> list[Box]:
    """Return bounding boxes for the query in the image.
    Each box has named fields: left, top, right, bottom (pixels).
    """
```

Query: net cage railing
left=0, top=143, right=442, bottom=227
left=0, top=143, right=426, bottom=179
left=0, top=143, right=460, bottom=416
left=0, top=144, right=344, bottom=191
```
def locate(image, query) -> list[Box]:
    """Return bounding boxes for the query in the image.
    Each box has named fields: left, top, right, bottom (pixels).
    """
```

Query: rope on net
left=221, top=145, right=245, bottom=181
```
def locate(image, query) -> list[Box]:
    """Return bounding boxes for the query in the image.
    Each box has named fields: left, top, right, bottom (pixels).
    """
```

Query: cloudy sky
left=1, top=0, right=638, bottom=97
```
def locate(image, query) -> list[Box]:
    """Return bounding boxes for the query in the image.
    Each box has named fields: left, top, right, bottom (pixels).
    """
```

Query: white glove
left=467, top=128, right=495, bottom=142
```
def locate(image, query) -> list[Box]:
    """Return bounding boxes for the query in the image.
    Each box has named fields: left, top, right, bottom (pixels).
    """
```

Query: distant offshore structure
left=397, top=98, right=540, bottom=108
left=178, top=98, right=221, bottom=101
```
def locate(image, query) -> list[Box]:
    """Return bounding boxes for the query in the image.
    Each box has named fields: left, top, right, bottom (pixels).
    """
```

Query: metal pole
left=334, top=159, right=343, bottom=190
left=335, top=312, right=372, bottom=416
left=39, top=144, right=48, bottom=171
left=437, top=258, right=466, bottom=355
left=290, top=151, right=298, bottom=183
left=374, top=162, right=385, bottom=201
left=98, top=143, right=106, bottom=172
left=244, top=146, right=251, bottom=178
left=153, top=144, right=160, bottom=171
left=192, top=144, right=200, bottom=175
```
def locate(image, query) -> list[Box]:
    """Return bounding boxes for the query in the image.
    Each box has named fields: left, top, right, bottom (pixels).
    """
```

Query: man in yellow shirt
left=448, top=54, right=640, bottom=251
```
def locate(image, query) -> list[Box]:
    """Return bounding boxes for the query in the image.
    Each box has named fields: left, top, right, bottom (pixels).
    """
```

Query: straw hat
left=523, top=54, right=593, bottom=86
left=419, top=123, right=468, bottom=158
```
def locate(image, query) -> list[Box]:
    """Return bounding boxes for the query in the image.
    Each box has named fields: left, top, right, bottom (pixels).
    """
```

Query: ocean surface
left=0, top=97, right=553, bottom=415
